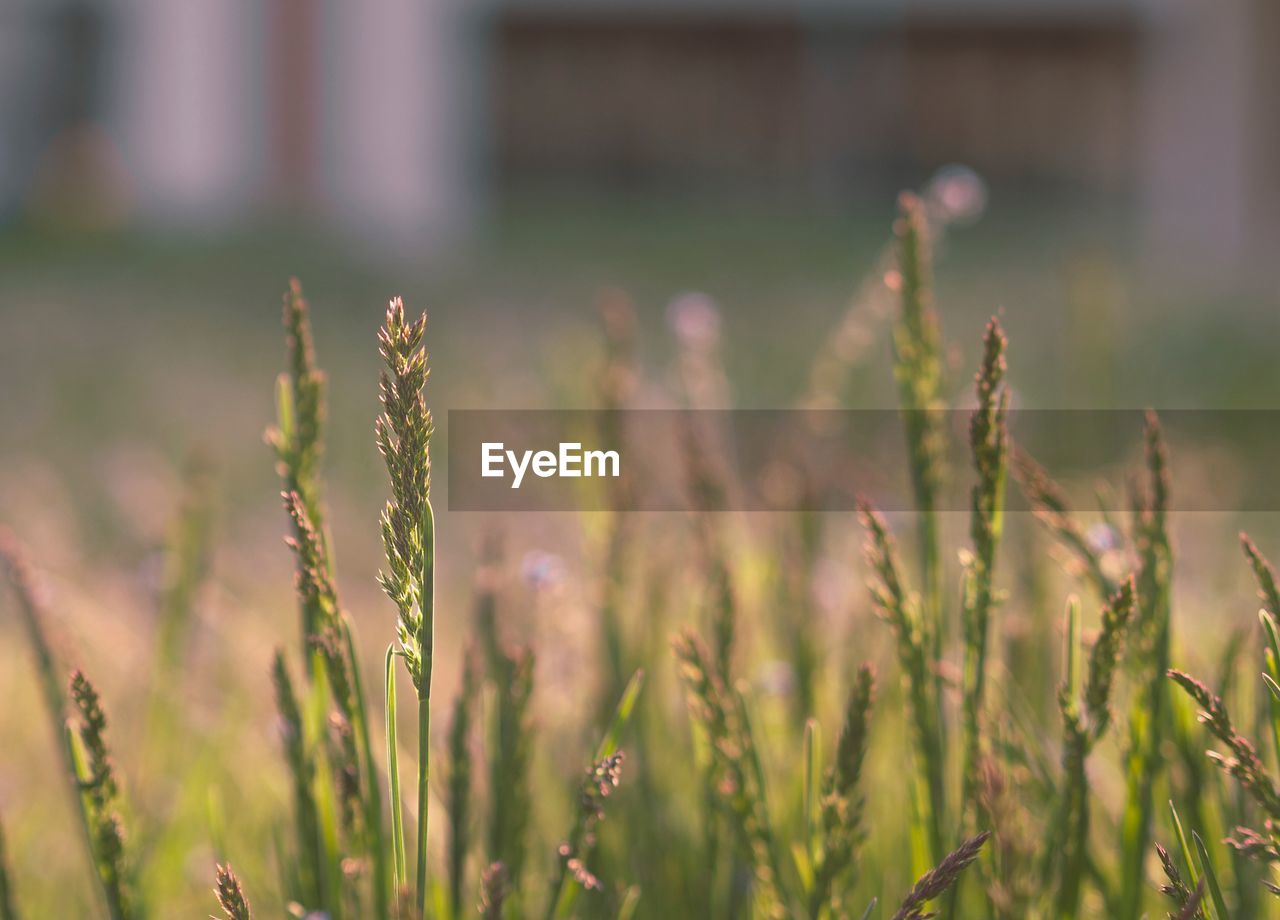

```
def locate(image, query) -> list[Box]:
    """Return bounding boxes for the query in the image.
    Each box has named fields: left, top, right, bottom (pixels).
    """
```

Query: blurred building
left=0, top=0, right=473, bottom=245
left=488, top=0, right=1277, bottom=283
left=0, top=0, right=1275, bottom=279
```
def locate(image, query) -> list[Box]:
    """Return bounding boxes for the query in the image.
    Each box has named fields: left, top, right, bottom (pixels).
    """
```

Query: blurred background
left=2, top=0, right=1277, bottom=266
left=2, top=0, right=1280, bottom=914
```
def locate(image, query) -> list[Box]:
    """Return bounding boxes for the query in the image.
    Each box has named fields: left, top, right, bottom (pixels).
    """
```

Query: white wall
left=1139, top=0, right=1261, bottom=290
left=111, top=0, right=265, bottom=225
left=321, top=0, right=476, bottom=250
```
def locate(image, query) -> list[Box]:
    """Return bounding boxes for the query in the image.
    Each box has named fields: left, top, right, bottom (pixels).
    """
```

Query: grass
left=3, top=189, right=1280, bottom=918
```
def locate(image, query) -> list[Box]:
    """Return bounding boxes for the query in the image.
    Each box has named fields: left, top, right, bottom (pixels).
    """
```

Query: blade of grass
left=802, top=718, right=819, bottom=879
left=596, top=669, right=644, bottom=761
left=1191, top=832, right=1228, bottom=920
left=385, top=644, right=407, bottom=897
left=305, top=662, right=345, bottom=920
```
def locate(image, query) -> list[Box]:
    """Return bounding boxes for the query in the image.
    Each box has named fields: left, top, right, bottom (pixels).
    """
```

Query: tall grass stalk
left=375, top=298, right=436, bottom=916
left=271, top=650, right=325, bottom=910
left=681, top=417, right=737, bottom=682
left=267, top=280, right=329, bottom=662
left=959, top=318, right=1009, bottom=835
left=807, top=665, right=875, bottom=918
left=0, top=532, right=64, bottom=721
left=446, top=649, right=478, bottom=917
left=268, top=281, right=388, bottom=916
left=594, top=289, right=639, bottom=717
left=152, top=451, right=215, bottom=679
left=1119, top=413, right=1173, bottom=918
left=857, top=501, right=946, bottom=868
left=384, top=644, right=407, bottom=896
left=545, top=669, right=643, bottom=920
left=68, top=670, right=134, bottom=920
left=473, top=537, right=535, bottom=899
left=674, top=628, right=786, bottom=917
left=890, top=193, right=946, bottom=682
left=0, top=532, right=101, bottom=890
left=1052, top=580, right=1135, bottom=919
left=0, top=531, right=71, bottom=740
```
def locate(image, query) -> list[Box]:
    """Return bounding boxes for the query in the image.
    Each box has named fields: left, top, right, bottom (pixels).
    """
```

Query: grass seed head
left=214, top=863, right=252, bottom=920
left=1082, top=576, right=1136, bottom=739
left=810, top=665, right=876, bottom=915
left=1241, top=532, right=1280, bottom=617
left=71, top=670, right=117, bottom=805
left=376, top=297, right=434, bottom=692
left=69, top=670, right=133, bottom=919
left=1169, top=668, right=1280, bottom=819
left=480, top=862, right=508, bottom=920
left=267, top=279, right=327, bottom=522
left=672, top=628, right=784, bottom=914
left=891, top=831, right=991, bottom=920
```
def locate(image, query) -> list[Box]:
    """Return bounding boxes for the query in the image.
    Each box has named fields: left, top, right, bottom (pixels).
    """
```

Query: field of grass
left=2, top=186, right=1280, bottom=918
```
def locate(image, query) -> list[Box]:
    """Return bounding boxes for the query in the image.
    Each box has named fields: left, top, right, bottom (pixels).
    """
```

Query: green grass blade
left=1170, top=802, right=1201, bottom=895
left=1260, top=612, right=1280, bottom=766
left=1065, top=596, right=1082, bottom=701
left=416, top=683, right=431, bottom=919
left=416, top=499, right=436, bottom=919
left=802, top=718, right=820, bottom=878
left=307, top=666, right=345, bottom=920
left=1192, top=832, right=1229, bottom=920
left=1259, top=609, right=1280, bottom=671
left=618, top=886, right=641, bottom=920
left=595, top=668, right=645, bottom=761
left=385, top=644, right=407, bottom=896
